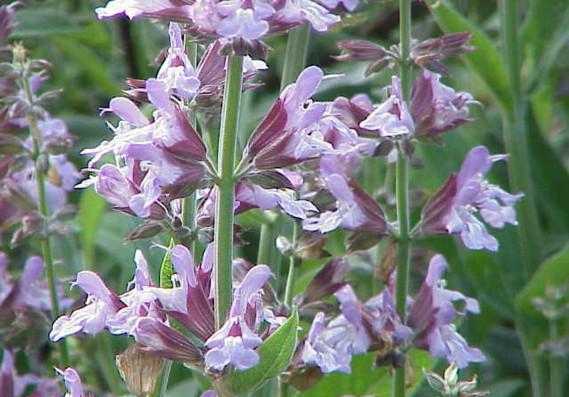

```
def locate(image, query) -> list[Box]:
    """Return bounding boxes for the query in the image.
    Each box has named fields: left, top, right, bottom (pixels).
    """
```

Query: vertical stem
left=500, top=2, right=546, bottom=396
left=214, top=55, right=243, bottom=328
left=393, top=0, right=412, bottom=396
left=257, top=24, right=310, bottom=275
left=22, top=74, right=70, bottom=367
left=500, top=0, right=541, bottom=277
left=281, top=24, right=311, bottom=310
left=549, top=319, right=564, bottom=397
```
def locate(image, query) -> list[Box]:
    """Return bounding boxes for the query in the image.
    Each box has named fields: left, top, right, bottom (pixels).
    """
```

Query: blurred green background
left=3, top=0, right=569, bottom=395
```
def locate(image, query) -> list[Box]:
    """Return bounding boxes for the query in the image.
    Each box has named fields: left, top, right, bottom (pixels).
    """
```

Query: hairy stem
left=214, top=55, right=243, bottom=328
left=22, top=74, right=70, bottom=367
left=500, top=1, right=546, bottom=395
left=393, top=0, right=412, bottom=396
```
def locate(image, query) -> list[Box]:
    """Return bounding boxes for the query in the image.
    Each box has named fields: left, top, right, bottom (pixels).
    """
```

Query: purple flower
left=301, top=284, right=409, bottom=374
left=215, top=0, right=275, bottom=40
left=408, top=255, right=485, bottom=368
left=204, top=265, right=272, bottom=371
left=360, top=76, right=414, bottom=139
left=156, top=23, right=201, bottom=100
left=56, top=368, right=84, bottom=397
left=5, top=154, right=79, bottom=213
left=96, top=0, right=193, bottom=21
left=301, top=312, right=352, bottom=373
left=50, top=271, right=126, bottom=341
left=0, top=3, right=18, bottom=43
left=410, top=70, right=477, bottom=138
left=82, top=82, right=208, bottom=204
left=303, top=155, right=388, bottom=234
left=50, top=249, right=164, bottom=342
left=244, top=66, right=327, bottom=169
left=273, top=0, right=340, bottom=32
left=419, top=146, right=523, bottom=251
left=317, top=0, right=359, bottom=11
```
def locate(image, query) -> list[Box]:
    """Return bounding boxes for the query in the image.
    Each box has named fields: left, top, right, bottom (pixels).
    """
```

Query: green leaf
left=78, top=189, right=107, bottom=268
left=516, top=245, right=569, bottom=318
left=425, top=0, right=512, bottom=113
left=160, top=239, right=176, bottom=289
left=226, top=311, right=299, bottom=394
left=527, top=108, right=569, bottom=234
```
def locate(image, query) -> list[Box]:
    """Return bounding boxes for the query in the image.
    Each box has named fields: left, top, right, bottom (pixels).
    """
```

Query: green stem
left=214, top=55, right=243, bottom=328
left=22, top=74, right=70, bottom=367
left=256, top=24, right=311, bottom=279
left=284, top=224, right=300, bottom=306
left=500, top=2, right=545, bottom=395
left=549, top=319, right=564, bottom=397
left=393, top=0, right=412, bottom=396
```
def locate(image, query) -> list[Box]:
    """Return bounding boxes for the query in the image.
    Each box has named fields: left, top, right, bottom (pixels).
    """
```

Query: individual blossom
left=203, top=264, right=272, bottom=371
left=303, top=155, right=388, bottom=236
left=359, top=72, right=477, bottom=143
left=410, top=70, right=477, bottom=139
left=418, top=146, right=523, bottom=251
left=407, top=255, right=485, bottom=368
left=336, top=32, right=472, bottom=76
left=360, top=76, right=414, bottom=139
left=242, top=66, right=328, bottom=170
left=0, top=3, right=18, bottom=45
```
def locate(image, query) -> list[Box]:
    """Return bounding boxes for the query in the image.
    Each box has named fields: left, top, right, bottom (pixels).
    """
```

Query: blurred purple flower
left=408, top=255, right=485, bottom=368
left=419, top=146, right=523, bottom=251
left=56, top=368, right=84, bottom=397
left=1, top=350, right=60, bottom=397
left=96, top=0, right=193, bottom=21
left=0, top=254, right=70, bottom=315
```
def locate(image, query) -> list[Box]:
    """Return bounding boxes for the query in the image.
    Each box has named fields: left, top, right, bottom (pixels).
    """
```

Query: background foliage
left=3, top=0, right=569, bottom=395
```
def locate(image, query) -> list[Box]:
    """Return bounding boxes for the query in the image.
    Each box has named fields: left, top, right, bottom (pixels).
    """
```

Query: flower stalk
left=214, top=54, right=244, bottom=328
left=393, top=0, right=412, bottom=396
left=21, top=70, right=70, bottom=367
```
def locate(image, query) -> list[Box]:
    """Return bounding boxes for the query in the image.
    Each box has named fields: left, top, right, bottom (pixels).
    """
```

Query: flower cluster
left=50, top=245, right=283, bottom=374
left=96, top=0, right=358, bottom=56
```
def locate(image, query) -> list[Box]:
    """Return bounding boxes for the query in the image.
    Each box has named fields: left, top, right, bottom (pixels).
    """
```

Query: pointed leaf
left=160, top=239, right=176, bottom=289
left=226, top=310, right=299, bottom=394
